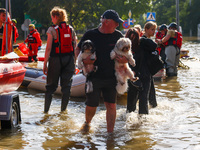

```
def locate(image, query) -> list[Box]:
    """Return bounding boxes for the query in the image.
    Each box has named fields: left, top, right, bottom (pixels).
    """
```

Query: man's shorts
left=85, top=78, right=117, bottom=107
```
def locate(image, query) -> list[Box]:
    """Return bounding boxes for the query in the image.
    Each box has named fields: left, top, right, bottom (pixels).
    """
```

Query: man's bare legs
left=105, top=102, right=116, bottom=133
left=81, top=102, right=116, bottom=133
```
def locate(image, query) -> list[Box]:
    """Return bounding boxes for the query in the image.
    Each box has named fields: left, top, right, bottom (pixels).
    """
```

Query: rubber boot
left=149, top=80, right=157, bottom=108
left=44, top=93, right=53, bottom=113
left=28, top=56, right=32, bottom=62
left=33, top=55, right=38, bottom=62
left=61, top=99, right=69, bottom=112
left=61, top=86, right=71, bottom=112
left=127, top=81, right=139, bottom=113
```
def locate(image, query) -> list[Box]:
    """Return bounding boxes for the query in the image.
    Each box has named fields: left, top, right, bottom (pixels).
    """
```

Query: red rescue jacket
left=12, top=25, right=19, bottom=43
left=165, top=31, right=182, bottom=49
left=51, top=22, right=74, bottom=56
left=156, top=31, right=164, bottom=40
left=25, top=29, right=42, bottom=48
left=25, top=29, right=42, bottom=56
left=155, top=31, right=165, bottom=54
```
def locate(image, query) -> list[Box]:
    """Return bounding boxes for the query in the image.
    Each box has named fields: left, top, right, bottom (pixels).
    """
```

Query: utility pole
left=5, top=0, right=8, bottom=54
left=189, top=0, right=192, bottom=36
left=176, top=0, right=179, bottom=32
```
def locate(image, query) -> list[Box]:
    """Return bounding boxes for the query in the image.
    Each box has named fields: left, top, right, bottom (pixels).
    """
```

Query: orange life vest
left=165, top=31, right=182, bottom=49
left=51, top=22, right=73, bottom=56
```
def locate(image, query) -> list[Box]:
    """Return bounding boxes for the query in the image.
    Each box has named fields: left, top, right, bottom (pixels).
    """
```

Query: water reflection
left=155, top=76, right=182, bottom=99
left=0, top=128, right=25, bottom=149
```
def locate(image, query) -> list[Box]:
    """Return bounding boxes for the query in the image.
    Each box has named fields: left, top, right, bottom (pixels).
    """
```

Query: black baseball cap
left=102, top=9, right=124, bottom=23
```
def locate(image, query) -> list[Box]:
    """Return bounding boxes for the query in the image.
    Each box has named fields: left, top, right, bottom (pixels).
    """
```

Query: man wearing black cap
left=75, top=9, right=124, bottom=133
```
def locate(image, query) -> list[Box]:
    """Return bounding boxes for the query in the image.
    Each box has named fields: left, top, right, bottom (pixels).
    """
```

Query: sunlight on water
left=1, top=41, right=200, bottom=149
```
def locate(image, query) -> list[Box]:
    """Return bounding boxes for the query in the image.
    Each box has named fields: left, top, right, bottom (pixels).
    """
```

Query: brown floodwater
left=0, top=40, right=200, bottom=150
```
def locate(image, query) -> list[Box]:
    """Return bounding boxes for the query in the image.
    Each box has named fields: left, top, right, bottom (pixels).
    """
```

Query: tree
left=153, top=0, right=200, bottom=36
left=183, top=0, right=200, bottom=36
left=24, top=0, right=152, bottom=33
left=152, top=0, right=177, bottom=26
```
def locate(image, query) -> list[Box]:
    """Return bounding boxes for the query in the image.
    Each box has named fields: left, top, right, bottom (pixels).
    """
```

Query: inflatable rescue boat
left=22, top=67, right=86, bottom=97
left=0, top=58, right=26, bottom=94
left=13, top=43, right=44, bottom=62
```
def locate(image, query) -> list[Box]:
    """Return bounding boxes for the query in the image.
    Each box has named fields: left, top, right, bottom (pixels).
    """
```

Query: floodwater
left=0, top=39, right=200, bottom=150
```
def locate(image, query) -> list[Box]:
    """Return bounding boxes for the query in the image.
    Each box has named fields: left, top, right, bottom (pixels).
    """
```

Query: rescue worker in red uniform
left=157, top=22, right=182, bottom=76
left=25, top=24, right=42, bottom=62
left=155, top=24, right=167, bottom=62
left=11, top=19, right=19, bottom=43
left=43, top=7, right=76, bottom=113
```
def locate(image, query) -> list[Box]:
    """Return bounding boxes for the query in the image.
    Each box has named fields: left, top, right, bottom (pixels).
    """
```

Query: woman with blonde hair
left=126, top=21, right=158, bottom=115
left=43, top=6, right=77, bottom=113
left=140, top=21, right=158, bottom=114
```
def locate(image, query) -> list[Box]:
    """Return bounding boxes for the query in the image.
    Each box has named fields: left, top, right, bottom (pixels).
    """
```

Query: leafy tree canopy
left=2, top=0, right=200, bottom=36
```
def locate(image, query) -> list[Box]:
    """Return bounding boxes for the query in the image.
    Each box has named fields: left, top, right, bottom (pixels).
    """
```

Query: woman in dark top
left=126, top=21, right=157, bottom=115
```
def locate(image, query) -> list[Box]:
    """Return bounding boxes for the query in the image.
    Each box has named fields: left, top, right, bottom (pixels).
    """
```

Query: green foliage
left=184, top=0, right=200, bottom=35
left=153, top=0, right=200, bottom=36
left=7, top=0, right=152, bottom=33
left=152, top=0, right=177, bottom=26
left=3, top=0, right=200, bottom=36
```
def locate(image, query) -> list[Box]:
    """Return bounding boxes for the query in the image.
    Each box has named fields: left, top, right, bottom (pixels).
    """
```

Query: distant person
left=43, top=6, right=76, bottom=113
left=0, top=8, right=6, bottom=54
left=75, top=9, right=124, bottom=133
left=155, top=24, right=167, bottom=62
left=155, top=25, right=162, bottom=54
left=134, top=24, right=143, bottom=37
left=142, top=21, right=158, bottom=111
left=157, top=22, right=182, bottom=76
left=126, top=28, right=143, bottom=113
left=25, top=24, right=42, bottom=62
left=11, top=19, right=19, bottom=43
left=126, top=22, right=157, bottom=115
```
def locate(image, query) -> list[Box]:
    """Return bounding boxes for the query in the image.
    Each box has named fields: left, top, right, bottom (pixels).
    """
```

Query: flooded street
left=1, top=40, right=200, bottom=150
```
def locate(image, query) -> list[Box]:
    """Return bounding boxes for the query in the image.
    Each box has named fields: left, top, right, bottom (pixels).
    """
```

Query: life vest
left=12, top=26, right=19, bottom=43
left=51, top=22, right=73, bottom=56
left=165, top=31, right=182, bottom=49
left=156, top=32, right=164, bottom=40
left=155, top=32, right=165, bottom=54
left=27, top=30, right=37, bottom=43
